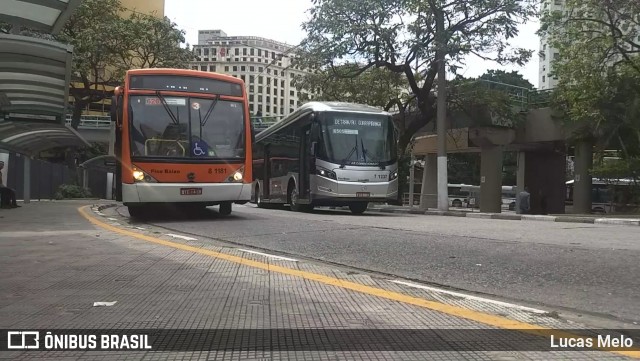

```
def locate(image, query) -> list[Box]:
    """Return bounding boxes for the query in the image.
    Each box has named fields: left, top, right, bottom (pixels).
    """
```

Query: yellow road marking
left=79, top=206, right=640, bottom=358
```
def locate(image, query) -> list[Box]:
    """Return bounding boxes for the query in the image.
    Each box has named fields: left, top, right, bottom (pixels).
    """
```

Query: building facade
left=538, top=0, right=564, bottom=90
left=190, top=30, right=312, bottom=118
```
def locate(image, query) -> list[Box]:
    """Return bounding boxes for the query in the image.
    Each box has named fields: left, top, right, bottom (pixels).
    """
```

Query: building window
left=542, top=75, right=546, bottom=83
left=281, top=80, right=285, bottom=87
left=191, top=66, right=198, bottom=70
left=250, top=94, right=254, bottom=102
left=281, top=89, right=284, bottom=97
left=233, top=66, right=238, bottom=72
left=290, top=99, right=295, bottom=105
left=266, top=105, right=271, bottom=112
left=250, top=66, right=255, bottom=72
left=258, top=95, right=263, bottom=102
left=211, top=65, right=216, bottom=72
left=258, top=49, right=262, bottom=56
left=258, top=76, right=263, bottom=84
left=243, top=48, right=247, bottom=55
left=203, top=48, right=209, bottom=55
left=200, top=65, right=207, bottom=71
left=225, top=66, right=229, bottom=72
left=235, top=48, right=239, bottom=55
left=290, top=90, right=295, bottom=96
left=250, top=48, right=255, bottom=55
left=259, top=67, right=263, bottom=72
left=258, top=86, right=263, bottom=93
left=241, top=66, right=246, bottom=71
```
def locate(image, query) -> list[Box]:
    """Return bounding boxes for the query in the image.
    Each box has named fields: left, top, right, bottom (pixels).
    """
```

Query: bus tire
left=288, top=182, right=303, bottom=212
left=219, top=202, right=232, bottom=215
left=256, top=185, right=267, bottom=208
left=349, top=202, right=368, bottom=215
left=127, top=206, right=148, bottom=220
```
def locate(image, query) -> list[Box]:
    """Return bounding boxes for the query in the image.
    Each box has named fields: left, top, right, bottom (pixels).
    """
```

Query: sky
left=165, top=0, right=541, bottom=88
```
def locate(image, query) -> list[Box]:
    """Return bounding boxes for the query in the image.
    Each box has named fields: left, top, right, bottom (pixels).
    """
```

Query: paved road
left=133, top=204, right=640, bottom=325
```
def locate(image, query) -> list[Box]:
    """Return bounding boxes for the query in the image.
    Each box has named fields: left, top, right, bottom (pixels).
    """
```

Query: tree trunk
left=70, top=100, right=85, bottom=130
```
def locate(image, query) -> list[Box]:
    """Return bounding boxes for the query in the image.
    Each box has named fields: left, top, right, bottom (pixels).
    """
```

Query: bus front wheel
left=127, top=205, right=148, bottom=220
left=349, top=202, right=368, bottom=215
left=219, top=202, right=232, bottom=215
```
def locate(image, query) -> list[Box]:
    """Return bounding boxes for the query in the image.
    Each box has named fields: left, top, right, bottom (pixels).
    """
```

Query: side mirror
left=310, top=141, right=317, bottom=156
left=110, top=95, right=123, bottom=125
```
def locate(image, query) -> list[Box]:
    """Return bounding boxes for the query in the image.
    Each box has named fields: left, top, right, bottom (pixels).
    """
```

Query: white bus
left=252, top=102, right=399, bottom=214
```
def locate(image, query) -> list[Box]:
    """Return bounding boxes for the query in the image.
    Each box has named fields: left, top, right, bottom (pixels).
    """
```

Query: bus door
left=298, top=125, right=312, bottom=200
left=263, top=143, right=272, bottom=200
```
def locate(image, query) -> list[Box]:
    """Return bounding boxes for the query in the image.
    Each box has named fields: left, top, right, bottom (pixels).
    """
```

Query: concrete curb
left=368, top=207, right=640, bottom=227
left=95, top=203, right=118, bottom=212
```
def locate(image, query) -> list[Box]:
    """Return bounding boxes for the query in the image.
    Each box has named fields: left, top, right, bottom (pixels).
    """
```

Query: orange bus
left=110, top=69, right=253, bottom=218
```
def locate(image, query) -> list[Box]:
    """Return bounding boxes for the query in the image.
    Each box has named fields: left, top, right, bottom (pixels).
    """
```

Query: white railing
left=65, top=115, right=112, bottom=129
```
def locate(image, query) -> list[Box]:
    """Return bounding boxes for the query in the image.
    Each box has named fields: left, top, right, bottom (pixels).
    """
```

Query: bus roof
left=566, top=178, right=636, bottom=185
left=125, top=68, right=243, bottom=85
left=297, top=101, right=391, bottom=115
left=255, top=101, right=390, bottom=142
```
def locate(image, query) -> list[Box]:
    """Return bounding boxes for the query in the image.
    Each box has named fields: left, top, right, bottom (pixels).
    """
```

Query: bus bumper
left=122, top=183, right=252, bottom=204
left=311, top=177, right=398, bottom=203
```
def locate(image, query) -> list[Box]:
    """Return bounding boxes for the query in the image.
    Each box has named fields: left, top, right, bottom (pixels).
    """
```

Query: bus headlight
left=389, top=170, right=398, bottom=181
left=226, top=166, right=244, bottom=182
left=132, top=168, right=157, bottom=183
left=133, top=170, right=145, bottom=181
left=316, top=167, right=337, bottom=180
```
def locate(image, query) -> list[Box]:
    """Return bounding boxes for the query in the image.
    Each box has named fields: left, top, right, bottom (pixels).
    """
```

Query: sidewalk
left=368, top=205, right=640, bottom=226
left=0, top=201, right=638, bottom=359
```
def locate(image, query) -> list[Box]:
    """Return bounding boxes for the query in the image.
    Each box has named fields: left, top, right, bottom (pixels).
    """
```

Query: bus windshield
left=129, top=95, right=245, bottom=159
left=319, top=112, right=396, bottom=166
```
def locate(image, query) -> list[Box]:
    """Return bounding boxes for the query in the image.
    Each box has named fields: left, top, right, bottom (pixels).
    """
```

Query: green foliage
left=55, top=0, right=195, bottom=129
left=298, top=0, right=537, bottom=154
left=541, top=0, right=640, bottom=150
left=112, top=13, right=194, bottom=80
left=293, top=65, right=408, bottom=111
left=448, top=153, right=480, bottom=185
left=54, top=184, right=93, bottom=200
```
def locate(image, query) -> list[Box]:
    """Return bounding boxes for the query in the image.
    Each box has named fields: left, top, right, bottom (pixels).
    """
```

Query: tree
left=540, top=0, right=640, bottom=155
left=293, top=65, right=407, bottom=111
left=113, top=12, right=195, bottom=78
left=297, top=0, right=537, bottom=155
left=57, top=0, right=194, bottom=129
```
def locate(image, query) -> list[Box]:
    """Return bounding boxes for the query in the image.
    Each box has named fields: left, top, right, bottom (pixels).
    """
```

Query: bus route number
left=209, top=168, right=227, bottom=174
left=375, top=174, right=388, bottom=180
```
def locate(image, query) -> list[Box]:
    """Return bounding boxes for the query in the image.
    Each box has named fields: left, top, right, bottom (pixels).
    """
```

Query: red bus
left=110, top=69, right=253, bottom=218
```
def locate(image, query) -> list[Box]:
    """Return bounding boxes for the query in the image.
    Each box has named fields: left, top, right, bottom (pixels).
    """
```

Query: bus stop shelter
left=0, top=0, right=87, bottom=202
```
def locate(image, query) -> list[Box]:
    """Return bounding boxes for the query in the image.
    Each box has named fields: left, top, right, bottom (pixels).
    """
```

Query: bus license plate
left=356, top=192, right=370, bottom=198
left=180, top=188, right=202, bottom=196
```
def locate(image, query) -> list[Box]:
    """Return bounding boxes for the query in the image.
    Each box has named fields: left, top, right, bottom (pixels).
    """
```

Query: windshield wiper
left=199, top=95, right=220, bottom=127
left=360, top=138, right=367, bottom=162
left=339, top=136, right=359, bottom=168
left=155, top=91, right=179, bottom=125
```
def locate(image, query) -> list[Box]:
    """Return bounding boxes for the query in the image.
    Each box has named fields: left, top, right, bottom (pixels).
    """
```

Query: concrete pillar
left=23, top=156, right=30, bottom=204
left=573, top=140, right=593, bottom=214
left=106, top=172, right=113, bottom=200
left=480, top=146, right=503, bottom=213
left=420, top=154, right=438, bottom=209
left=515, top=151, right=526, bottom=213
